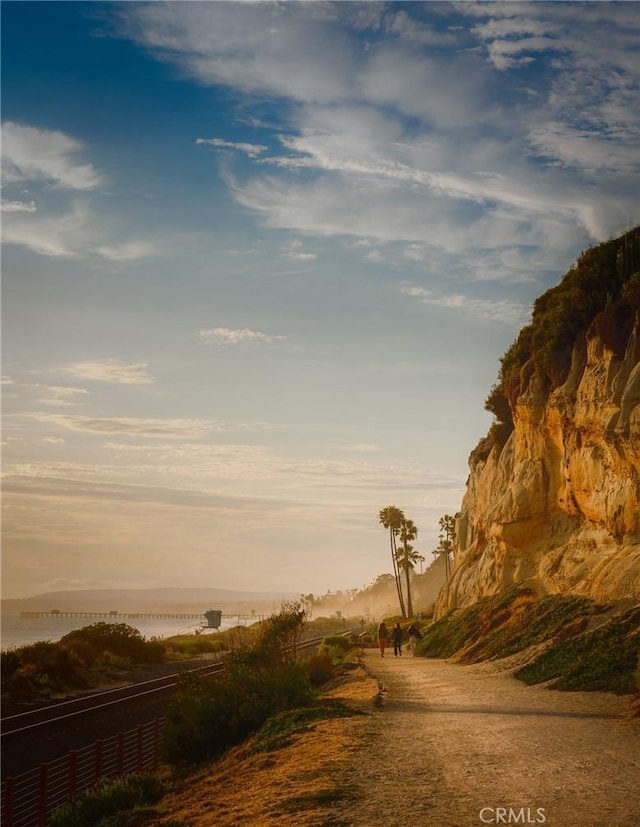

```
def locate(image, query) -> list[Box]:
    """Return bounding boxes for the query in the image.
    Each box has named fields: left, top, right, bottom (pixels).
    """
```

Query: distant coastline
left=1, top=586, right=298, bottom=616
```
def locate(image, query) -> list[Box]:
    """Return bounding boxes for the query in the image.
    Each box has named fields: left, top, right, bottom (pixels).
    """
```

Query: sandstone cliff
left=438, top=227, right=640, bottom=615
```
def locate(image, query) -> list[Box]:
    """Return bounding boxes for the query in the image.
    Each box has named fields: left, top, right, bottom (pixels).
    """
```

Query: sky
left=2, top=1, right=639, bottom=601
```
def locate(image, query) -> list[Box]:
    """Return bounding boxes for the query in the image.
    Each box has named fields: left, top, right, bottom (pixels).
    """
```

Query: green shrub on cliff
left=416, top=587, right=640, bottom=695
left=515, top=610, right=640, bottom=693
left=484, top=224, right=640, bottom=444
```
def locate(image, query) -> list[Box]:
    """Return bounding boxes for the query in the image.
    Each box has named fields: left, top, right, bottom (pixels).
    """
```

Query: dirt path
left=328, top=650, right=640, bottom=827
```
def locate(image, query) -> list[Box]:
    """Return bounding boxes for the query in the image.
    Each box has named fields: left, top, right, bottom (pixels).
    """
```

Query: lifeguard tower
left=204, top=609, right=222, bottom=629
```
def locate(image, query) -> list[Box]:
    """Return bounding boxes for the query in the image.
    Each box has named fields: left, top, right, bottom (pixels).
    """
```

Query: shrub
left=164, top=635, right=225, bottom=657
left=484, top=224, right=640, bottom=433
left=61, top=623, right=165, bottom=666
left=49, top=774, right=168, bottom=827
left=4, top=641, right=87, bottom=692
left=318, top=634, right=352, bottom=664
left=303, top=653, right=337, bottom=686
left=1, top=649, right=21, bottom=680
left=320, top=635, right=351, bottom=653
left=163, top=603, right=313, bottom=766
left=515, top=612, right=640, bottom=693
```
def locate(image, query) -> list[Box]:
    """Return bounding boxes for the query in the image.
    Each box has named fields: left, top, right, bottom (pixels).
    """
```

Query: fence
left=1, top=718, right=163, bottom=827
left=0, top=630, right=353, bottom=826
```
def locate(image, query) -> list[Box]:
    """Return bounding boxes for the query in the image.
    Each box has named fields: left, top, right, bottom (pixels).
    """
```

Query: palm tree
left=397, top=518, right=418, bottom=618
left=434, top=514, right=456, bottom=581
left=378, top=506, right=406, bottom=617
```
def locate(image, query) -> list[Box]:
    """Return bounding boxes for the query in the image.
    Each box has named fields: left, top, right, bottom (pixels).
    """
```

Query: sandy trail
left=332, top=650, right=640, bottom=827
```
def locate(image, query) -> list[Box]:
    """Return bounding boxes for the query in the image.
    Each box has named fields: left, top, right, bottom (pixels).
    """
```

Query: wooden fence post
left=94, top=740, right=103, bottom=785
left=136, top=725, right=144, bottom=772
left=68, top=750, right=78, bottom=801
left=153, top=719, right=161, bottom=770
left=3, top=777, right=15, bottom=827
left=37, top=764, right=48, bottom=827
left=117, top=733, right=125, bottom=776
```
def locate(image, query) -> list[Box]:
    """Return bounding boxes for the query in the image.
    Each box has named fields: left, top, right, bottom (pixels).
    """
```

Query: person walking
left=377, top=621, right=389, bottom=657
left=392, top=621, right=403, bottom=657
left=407, top=622, right=422, bottom=656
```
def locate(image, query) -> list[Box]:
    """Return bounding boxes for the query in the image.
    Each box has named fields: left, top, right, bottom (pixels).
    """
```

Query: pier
left=20, top=610, right=206, bottom=620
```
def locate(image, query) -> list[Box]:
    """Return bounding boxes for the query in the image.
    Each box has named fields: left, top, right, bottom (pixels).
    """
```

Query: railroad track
left=0, top=631, right=352, bottom=778
left=1, top=659, right=226, bottom=738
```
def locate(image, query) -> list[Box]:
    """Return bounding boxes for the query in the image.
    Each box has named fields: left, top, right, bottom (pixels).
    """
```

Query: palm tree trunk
left=389, top=527, right=406, bottom=617
left=403, top=549, right=413, bottom=618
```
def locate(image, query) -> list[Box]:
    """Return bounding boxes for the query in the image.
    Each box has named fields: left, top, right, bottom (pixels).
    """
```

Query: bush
left=49, top=774, right=168, bottom=827
left=515, top=612, right=640, bottom=693
left=320, top=635, right=351, bottom=653
left=484, top=225, right=640, bottom=432
left=318, top=635, right=352, bottom=664
left=3, top=641, right=87, bottom=693
left=61, top=623, right=165, bottom=666
left=164, top=635, right=226, bottom=657
left=303, top=653, right=337, bottom=686
left=163, top=603, right=314, bottom=766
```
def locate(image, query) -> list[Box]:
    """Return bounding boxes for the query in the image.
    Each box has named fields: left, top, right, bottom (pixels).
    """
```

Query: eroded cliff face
left=438, top=315, right=640, bottom=615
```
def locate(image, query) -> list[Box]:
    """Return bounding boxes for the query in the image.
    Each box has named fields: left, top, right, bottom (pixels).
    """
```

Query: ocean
left=0, top=614, right=254, bottom=650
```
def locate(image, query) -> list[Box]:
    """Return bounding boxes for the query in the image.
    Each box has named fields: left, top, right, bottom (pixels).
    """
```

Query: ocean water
left=0, top=614, right=253, bottom=650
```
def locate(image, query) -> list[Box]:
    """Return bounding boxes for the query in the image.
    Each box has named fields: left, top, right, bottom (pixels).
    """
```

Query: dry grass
left=155, top=667, right=379, bottom=826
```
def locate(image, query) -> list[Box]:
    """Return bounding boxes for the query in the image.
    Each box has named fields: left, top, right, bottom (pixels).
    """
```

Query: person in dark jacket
left=392, top=622, right=403, bottom=657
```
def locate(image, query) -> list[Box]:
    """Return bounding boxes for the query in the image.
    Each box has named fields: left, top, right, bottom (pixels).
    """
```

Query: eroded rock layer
left=438, top=235, right=640, bottom=615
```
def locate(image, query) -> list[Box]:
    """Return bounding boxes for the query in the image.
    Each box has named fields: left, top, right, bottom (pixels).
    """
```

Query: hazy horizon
left=3, top=2, right=639, bottom=599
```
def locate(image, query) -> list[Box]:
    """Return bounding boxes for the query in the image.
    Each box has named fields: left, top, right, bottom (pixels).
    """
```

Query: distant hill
left=1, top=587, right=298, bottom=615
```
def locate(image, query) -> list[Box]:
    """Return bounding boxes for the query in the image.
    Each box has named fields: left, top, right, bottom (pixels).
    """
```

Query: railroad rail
left=0, top=630, right=357, bottom=825
left=1, top=660, right=226, bottom=737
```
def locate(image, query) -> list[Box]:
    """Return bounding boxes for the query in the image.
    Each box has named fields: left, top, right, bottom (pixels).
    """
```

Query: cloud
left=119, top=3, right=640, bottom=253
left=38, top=386, right=89, bottom=408
left=401, top=285, right=530, bottom=326
left=335, top=444, right=381, bottom=453
left=197, top=327, right=286, bottom=344
left=1, top=121, right=103, bottom=189
left=1, top=200, right=36, bottom=213
left=63, top=360, right=155, bottom=385
left=196, top=137, right=267, bottom=158
left=527, top=123, right=640, bottom=175
left=280, top=239, right=317, bottom=260
left=95, top=241, right=162, bottom=261
left=2, top=198, right=160, bottom=261
left=32, top=414, right=219, bottom=439
left=119, top=2, right=355, bottom=104
left=1, top=200, right=100, bottom=258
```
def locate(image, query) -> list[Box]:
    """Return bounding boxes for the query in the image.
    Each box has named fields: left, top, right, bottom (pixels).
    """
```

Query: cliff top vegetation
left=484, top=224, right=640, bottom=448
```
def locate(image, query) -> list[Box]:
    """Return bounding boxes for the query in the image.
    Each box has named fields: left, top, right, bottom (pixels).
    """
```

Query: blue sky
left=2, top=1, right=639, bottom=600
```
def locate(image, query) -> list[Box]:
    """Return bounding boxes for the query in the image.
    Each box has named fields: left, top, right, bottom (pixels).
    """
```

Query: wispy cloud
left=335, top=444, right=381, bottom=453
left=2, top=200, right=100, bottom=258
left=197, top=327, right=286, bottom=344
left=63, top=360, right=155, bottom=385
left=1, top=121, right=103, bottom=189
left=96, top=241, right=162, bottom=261
left=120, top=3, right=639, bottom=255
left=31, top=414, right=221, bottom=439
left=280, top=238, right=317, bottom=261
left=38, top=386, right=89, bottom=408
left=2, top=195, right=160, bottom=261
left=401, top=285, right=530, bottom=326
left=1, top=200, right=36, bottom=212
left=196, top=137, right=267, bottom=158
